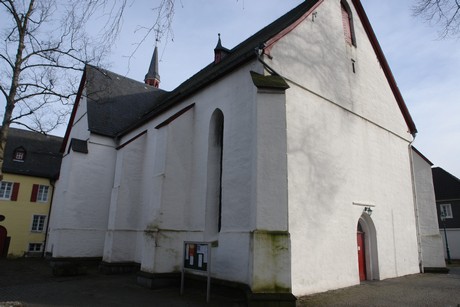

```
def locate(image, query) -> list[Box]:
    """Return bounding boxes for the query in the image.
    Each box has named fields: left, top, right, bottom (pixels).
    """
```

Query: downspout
left=255, top=45, right=283, bottom=77
left=408, top=138, right=424, bottom=273
left=42, top=179, right=56, bottom=258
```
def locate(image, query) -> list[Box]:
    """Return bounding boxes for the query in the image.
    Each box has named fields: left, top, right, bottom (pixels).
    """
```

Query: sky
left=105, top=0, right=460, bottom=177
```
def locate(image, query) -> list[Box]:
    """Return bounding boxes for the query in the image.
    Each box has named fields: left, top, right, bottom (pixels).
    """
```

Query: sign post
left=181, top=241, right=211, bottom=302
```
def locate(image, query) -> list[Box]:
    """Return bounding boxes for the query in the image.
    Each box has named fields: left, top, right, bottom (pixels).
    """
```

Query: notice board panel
left=183, top=242, right=209, bottom=272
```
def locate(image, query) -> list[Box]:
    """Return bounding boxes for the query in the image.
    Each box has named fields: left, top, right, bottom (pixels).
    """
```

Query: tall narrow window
left=31, top=184, right=49, bottom=202
left=440, top=203, right=453, bottom=219
left=31, top=215, right=46, bottom=232
left=0, top=182, right=13, bottom=200
left=205, top=109, right=224, bottom=239
left=0, top=181, right=19, bottom=201
left=341, top=1, right=356, bottom=46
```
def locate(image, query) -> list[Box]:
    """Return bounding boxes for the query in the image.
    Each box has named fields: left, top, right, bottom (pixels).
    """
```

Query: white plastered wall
left=110, top=62, right=271, bottom=289
left=410, top=149, right=446, bottom=268
left=265, top=0, right=419, bottom=295
left=46, top=91, right=117, bottom=258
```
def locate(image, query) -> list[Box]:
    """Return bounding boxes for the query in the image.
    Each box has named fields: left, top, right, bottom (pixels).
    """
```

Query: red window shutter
left=30, top=184, right=39, bottom=202
left=341, top=4, right=352, bottom=45
left=11, top=183, right=20, bottom=201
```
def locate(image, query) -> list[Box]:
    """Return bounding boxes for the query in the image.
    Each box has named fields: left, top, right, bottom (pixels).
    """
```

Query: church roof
left=85, top=65, right=167, bottom=137
left=3, top=128, right=63, bottom=179
left=64, top=0, right=417, bottom=146
left=432, top=167, right=460, bottom=201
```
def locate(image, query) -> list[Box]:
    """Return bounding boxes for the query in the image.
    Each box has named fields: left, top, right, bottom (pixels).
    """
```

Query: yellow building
left=0, top=128, right=62, bottom=257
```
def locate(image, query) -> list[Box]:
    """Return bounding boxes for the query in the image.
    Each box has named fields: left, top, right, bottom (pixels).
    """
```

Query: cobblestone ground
left=1, top=258, right=460, bottom=306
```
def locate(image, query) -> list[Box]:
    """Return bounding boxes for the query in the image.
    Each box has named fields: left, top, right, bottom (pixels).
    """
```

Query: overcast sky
left=106, top=0, right=459, bottom=177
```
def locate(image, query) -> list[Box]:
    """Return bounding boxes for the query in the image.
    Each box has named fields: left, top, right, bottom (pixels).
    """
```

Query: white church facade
left=46, top=0, right=446, bottom=304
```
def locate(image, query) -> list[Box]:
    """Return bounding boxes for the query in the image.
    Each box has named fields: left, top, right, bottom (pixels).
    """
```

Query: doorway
left=357, top=224, right=367, bottom=281
left=0, top=226, right=8, bottom=257
left=357, top=215, right=379, bottom=281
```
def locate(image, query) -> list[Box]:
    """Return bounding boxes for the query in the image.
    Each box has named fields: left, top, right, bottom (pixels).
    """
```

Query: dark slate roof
left=432, top=167, right=460, bottom=201
left=2, top=128, right=63, bottom=179
left=85, top=65, right=168, bottom=137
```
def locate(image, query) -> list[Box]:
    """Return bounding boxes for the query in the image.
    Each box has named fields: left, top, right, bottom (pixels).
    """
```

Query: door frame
left=357, top=215, right=379, bottom=280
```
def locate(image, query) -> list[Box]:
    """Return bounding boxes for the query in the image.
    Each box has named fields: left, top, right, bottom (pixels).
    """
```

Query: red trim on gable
left=30, top=184, right=39, bottom=202
left=351, top=0, right=417, bottom=136
left=264, top=0, right=324, bottom=56
left=11, top=183, right=20, bottom=201
left=60, top=68, right=87, bottom=153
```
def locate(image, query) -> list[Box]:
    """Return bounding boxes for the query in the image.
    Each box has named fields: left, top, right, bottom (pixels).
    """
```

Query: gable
left=263, top=0, right=415, bottom=138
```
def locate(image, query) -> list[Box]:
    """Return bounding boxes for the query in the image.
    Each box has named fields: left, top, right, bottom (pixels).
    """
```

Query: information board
left=184, top=242, right=209, bottom=271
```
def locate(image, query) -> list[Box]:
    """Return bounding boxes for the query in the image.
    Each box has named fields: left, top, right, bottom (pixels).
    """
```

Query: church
left=46, top=0, right=446, bottom=305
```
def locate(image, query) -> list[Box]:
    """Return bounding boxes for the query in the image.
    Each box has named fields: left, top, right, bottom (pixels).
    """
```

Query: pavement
left=1, top=258, right=460, bottom=306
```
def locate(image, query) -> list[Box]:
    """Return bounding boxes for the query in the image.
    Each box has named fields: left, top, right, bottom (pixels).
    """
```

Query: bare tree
left=413, top=0, right=460, bottom=37
left=0, top=0, right=129, bottom=179
left=0, top=0, right=178, bottom=179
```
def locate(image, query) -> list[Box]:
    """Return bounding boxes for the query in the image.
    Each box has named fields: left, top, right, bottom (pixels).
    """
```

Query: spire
left=214, top=33, right=230, bottom=64
left=145, top=46, right=160, bottom=88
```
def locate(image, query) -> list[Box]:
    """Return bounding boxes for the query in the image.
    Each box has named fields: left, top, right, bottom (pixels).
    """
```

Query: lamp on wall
left=363, top=206, right=373, bottom=216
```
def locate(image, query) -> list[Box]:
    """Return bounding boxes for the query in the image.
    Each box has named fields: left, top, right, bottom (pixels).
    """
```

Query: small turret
left=214, top=34, right=230, bottom=64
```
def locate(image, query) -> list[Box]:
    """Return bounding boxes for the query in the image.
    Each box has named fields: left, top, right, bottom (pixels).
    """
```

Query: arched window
left=341, top=1, right=356, bottom=46
left=205, top=109, right=224, bottom=239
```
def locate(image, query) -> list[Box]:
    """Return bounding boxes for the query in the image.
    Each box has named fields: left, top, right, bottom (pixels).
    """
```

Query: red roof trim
left=60, top=68, right=87, bottom=153
left=264, top=0, right=324, bottom=56
left=351, top=0, right=417, bottom=136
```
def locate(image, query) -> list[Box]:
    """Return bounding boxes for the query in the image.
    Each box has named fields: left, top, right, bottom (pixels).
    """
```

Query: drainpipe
left=408, top=143, right=424, bottom=273
left=42, top=179, right=56, bottom=258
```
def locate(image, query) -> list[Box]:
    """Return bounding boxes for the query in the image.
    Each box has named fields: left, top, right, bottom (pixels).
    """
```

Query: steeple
left=214, top=33, right=230, bottom=64
left=145, top=46, right=160, bottom=88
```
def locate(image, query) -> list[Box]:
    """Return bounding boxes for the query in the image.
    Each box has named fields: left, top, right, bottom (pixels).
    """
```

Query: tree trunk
left=0, top=0, right=34, bottom=181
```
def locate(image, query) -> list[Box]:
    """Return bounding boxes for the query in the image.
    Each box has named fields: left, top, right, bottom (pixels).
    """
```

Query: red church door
left=357, top=231, right=366, bottom=281
left=0, top=226, right=7, bottom=257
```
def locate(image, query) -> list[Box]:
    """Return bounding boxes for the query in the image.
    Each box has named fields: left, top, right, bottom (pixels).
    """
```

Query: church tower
left=145, top=46, right=160, bottom=88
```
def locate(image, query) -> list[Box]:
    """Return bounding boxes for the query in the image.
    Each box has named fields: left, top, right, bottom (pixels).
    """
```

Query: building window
left=440, top=203, right=453, bottom=219
left=31, top=215, right=46, bottom=232
left=205, top=109, right=224, bottom=239
left=13, top=147, right=26, bottom=161
left=31, top=184, right=49, bottom=202
left=0, top=181, right=13, bottom=200
left=28, top=243, right=43, bottom=252
left=341, top=1, right=356, bottom=46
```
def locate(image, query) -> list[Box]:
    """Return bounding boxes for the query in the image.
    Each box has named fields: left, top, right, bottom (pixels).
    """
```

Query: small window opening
left=13, top=147, right=26, bottom=161
left=341, top=1, right=356, bottom=46
left=351, top=59, right=356, bottom=73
